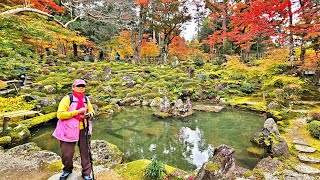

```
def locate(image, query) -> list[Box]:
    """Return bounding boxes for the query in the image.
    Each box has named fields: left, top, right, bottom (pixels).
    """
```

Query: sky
left=180, top=0, right=208, bottom=42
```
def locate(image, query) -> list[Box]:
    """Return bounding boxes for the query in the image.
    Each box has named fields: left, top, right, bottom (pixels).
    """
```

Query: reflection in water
left=179, top=127, right=214, bottom=169
left=29, top=107, right=264, bottom=171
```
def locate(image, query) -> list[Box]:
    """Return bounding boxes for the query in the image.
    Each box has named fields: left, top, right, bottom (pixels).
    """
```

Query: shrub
left=308, top=121, right=320, bottom=139
left=241, top=81, right=255, bottom=94
left=146, top=159, right=164, bottom=180
left=194, top=59, right=204, bottom=67
left=309, top=112, right=320, bottom=121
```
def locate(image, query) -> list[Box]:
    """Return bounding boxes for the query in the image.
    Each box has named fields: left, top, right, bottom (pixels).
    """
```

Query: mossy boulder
left=1, top=142, right=61, bottom=173
left=114, top=159, right=187, bottom=180
left=196, top=144, right=235, bottom=180
left=21, top=112, right=57, bottom=128
left=90, top=140, right=124, bottom=167
left=9, top=124, right=30, bottom=143
left=153, top=111, right=172, bottom=118
left=246, top=147, right=265, bottom=157
left=0, top=136, right=12, bottom=147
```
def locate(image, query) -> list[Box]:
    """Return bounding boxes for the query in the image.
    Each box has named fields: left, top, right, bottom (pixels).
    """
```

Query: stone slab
left=48, top=172, right=82, bottom=180
left=294, top=164, right=320, bottom=175
left=295, top=145, right=317, bottom=153
left=292, top=140, right=309, bottom=146
left=298, top=155, right=320, bottom=164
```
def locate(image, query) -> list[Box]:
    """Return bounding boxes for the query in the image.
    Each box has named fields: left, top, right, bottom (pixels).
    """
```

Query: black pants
left=60, top=129, right=92, bottom=176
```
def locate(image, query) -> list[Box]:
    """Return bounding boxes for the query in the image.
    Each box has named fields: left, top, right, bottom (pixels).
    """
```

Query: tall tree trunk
left=300, top=38, right=306, bottom=62
left=222, top=0, right=227, bottom=48
left=73, top=41, right=78, bottom=58
left=288, top=0, right=295, bottom=65
left=132, top=6, right=147, bottom=64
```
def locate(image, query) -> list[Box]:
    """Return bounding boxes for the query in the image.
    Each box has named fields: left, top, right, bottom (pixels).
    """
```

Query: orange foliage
left=135, top=0, right=149, bottom=7
left=141, top=39, right=159, bottom=58
left=13, top=0, right=64, bottom=14
left=169, top=36, right=189, bottom=60
left=85, top=41, right=94, bottom=47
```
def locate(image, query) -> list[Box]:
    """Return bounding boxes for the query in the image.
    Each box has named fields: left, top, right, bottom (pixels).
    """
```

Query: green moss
left=41, top=104, right=59, bottom=114
left=0, top=136, right=12, bottom=147
left=142, top=93, right=159, bottom=100
left=205, top=162, right=220, bottom=171
left=114, top=159, right=187, bottom=180
left=247, top=147, right=265, bottom=156
left=126, top=89, right=151, bottom=98
left=100, top=104, right=120, bottom=112
left=43, top=160, right=63, bottom=172
left=9, top=124, right=30, bottom=143
left=252, top=168, right=265, bottom=179
left=115, top=159, right=150, bottom=180
left=21, top=112, right=57, bottom=128
left=243, top=170, right=252, bottom=178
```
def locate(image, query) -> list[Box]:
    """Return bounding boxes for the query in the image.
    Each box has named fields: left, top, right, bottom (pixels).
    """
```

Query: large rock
left=120, top=97, right=139, bottom=106
left=89, top=140, right=123, bottom=167
left=294, top=164, right=320, bottom=175
left=0, top=142, right=61, bottom=173
left=298, top=155, right=320, bottom=164
left=196, top=144, right=235, bottom=180
left=159, top=96, right=170, bottom=113
left=271, top=137, right=289, bottom=158
left=150, top=98, right=161, bottom=107
left=254, top=157, right=283, bottom=174
left=264, top=118, right=279, bottom=135
left=295, top=145, right=317, bottom=153
left=252, top=129, right=270, bottom=146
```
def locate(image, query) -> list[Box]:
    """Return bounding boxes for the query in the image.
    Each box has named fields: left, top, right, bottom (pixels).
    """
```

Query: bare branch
left=64, top=15, right=80, bottom=27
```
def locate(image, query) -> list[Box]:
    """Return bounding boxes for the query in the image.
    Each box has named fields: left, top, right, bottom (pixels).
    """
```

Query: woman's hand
left=78, top=107, right=87, bottom=114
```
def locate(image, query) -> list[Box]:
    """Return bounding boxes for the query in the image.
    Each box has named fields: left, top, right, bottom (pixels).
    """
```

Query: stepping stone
left=283, top=170, right=314, bottom=180
left=292, top=140, right=309, bottom=146
left=298, top=155, right=320, bottom=164
left=48, top=172, right=82, bottom=180
left=294, top=164, right=320, bottom=175
left=295, top=145, right=316, bottom=153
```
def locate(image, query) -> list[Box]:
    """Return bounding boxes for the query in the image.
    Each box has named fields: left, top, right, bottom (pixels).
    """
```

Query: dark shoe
left=60, top=171, right=71, bottom=180
left=82, top=175, right=92, bottom=180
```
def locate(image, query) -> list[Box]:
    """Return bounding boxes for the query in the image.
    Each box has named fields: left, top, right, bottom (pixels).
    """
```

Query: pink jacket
left=52, top=96, right=92, bottom=142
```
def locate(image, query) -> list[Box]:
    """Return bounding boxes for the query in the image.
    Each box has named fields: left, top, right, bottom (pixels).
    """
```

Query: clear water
left=29, top=107, right=265, bottom=172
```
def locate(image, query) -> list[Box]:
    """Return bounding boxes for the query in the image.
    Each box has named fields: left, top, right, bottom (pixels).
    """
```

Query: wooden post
left=3, top=117, right=10, bottom=133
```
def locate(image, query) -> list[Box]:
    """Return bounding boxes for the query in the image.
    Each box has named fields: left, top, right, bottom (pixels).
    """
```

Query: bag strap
left=69, top=94, right=88, bottom=105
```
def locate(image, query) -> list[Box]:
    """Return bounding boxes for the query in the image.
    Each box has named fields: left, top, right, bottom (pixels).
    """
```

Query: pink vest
left=52, top=96, right=92, bottom=142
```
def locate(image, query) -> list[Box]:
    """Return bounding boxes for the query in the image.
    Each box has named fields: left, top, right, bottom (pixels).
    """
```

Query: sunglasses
left=76, top=84, right=86, bottom=87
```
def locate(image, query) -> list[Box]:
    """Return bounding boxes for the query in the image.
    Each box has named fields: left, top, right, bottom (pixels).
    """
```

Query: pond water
left=29, top=107, right=265, bottom=172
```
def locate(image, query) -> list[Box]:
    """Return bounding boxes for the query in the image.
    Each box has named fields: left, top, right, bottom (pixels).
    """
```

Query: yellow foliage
left=113, top=31, right=134, bottom=58
left=0, top=96, right=34, bottom=113
left=0, top=80, right=7, bottom=89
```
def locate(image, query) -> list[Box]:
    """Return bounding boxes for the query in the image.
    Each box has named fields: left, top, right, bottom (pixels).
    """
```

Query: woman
left=53, top=79, right=94, bottom=180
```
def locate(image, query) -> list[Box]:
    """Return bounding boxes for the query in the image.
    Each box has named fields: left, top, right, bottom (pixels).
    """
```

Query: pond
left=29, top=107, right=265, bottom=172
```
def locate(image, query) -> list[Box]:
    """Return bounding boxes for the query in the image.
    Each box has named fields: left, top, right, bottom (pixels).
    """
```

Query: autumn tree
left=141, top=38, right=160, bottom=62
left=290, top=0, right=320, bottom=62
left=169, top=36, right=189, bottom=60
left=148, top=0, right=191, bottom=62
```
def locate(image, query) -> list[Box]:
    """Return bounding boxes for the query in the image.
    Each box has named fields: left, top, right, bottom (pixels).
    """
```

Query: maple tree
left=289, top=0, right=320, bottom=62
left=168, top=36, right=190, bottom=60
left=148, top=0, right=191, bottom=62
left=11, top=0, right=64, bottom=14
left=141, top=39, right=160, bottom=61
